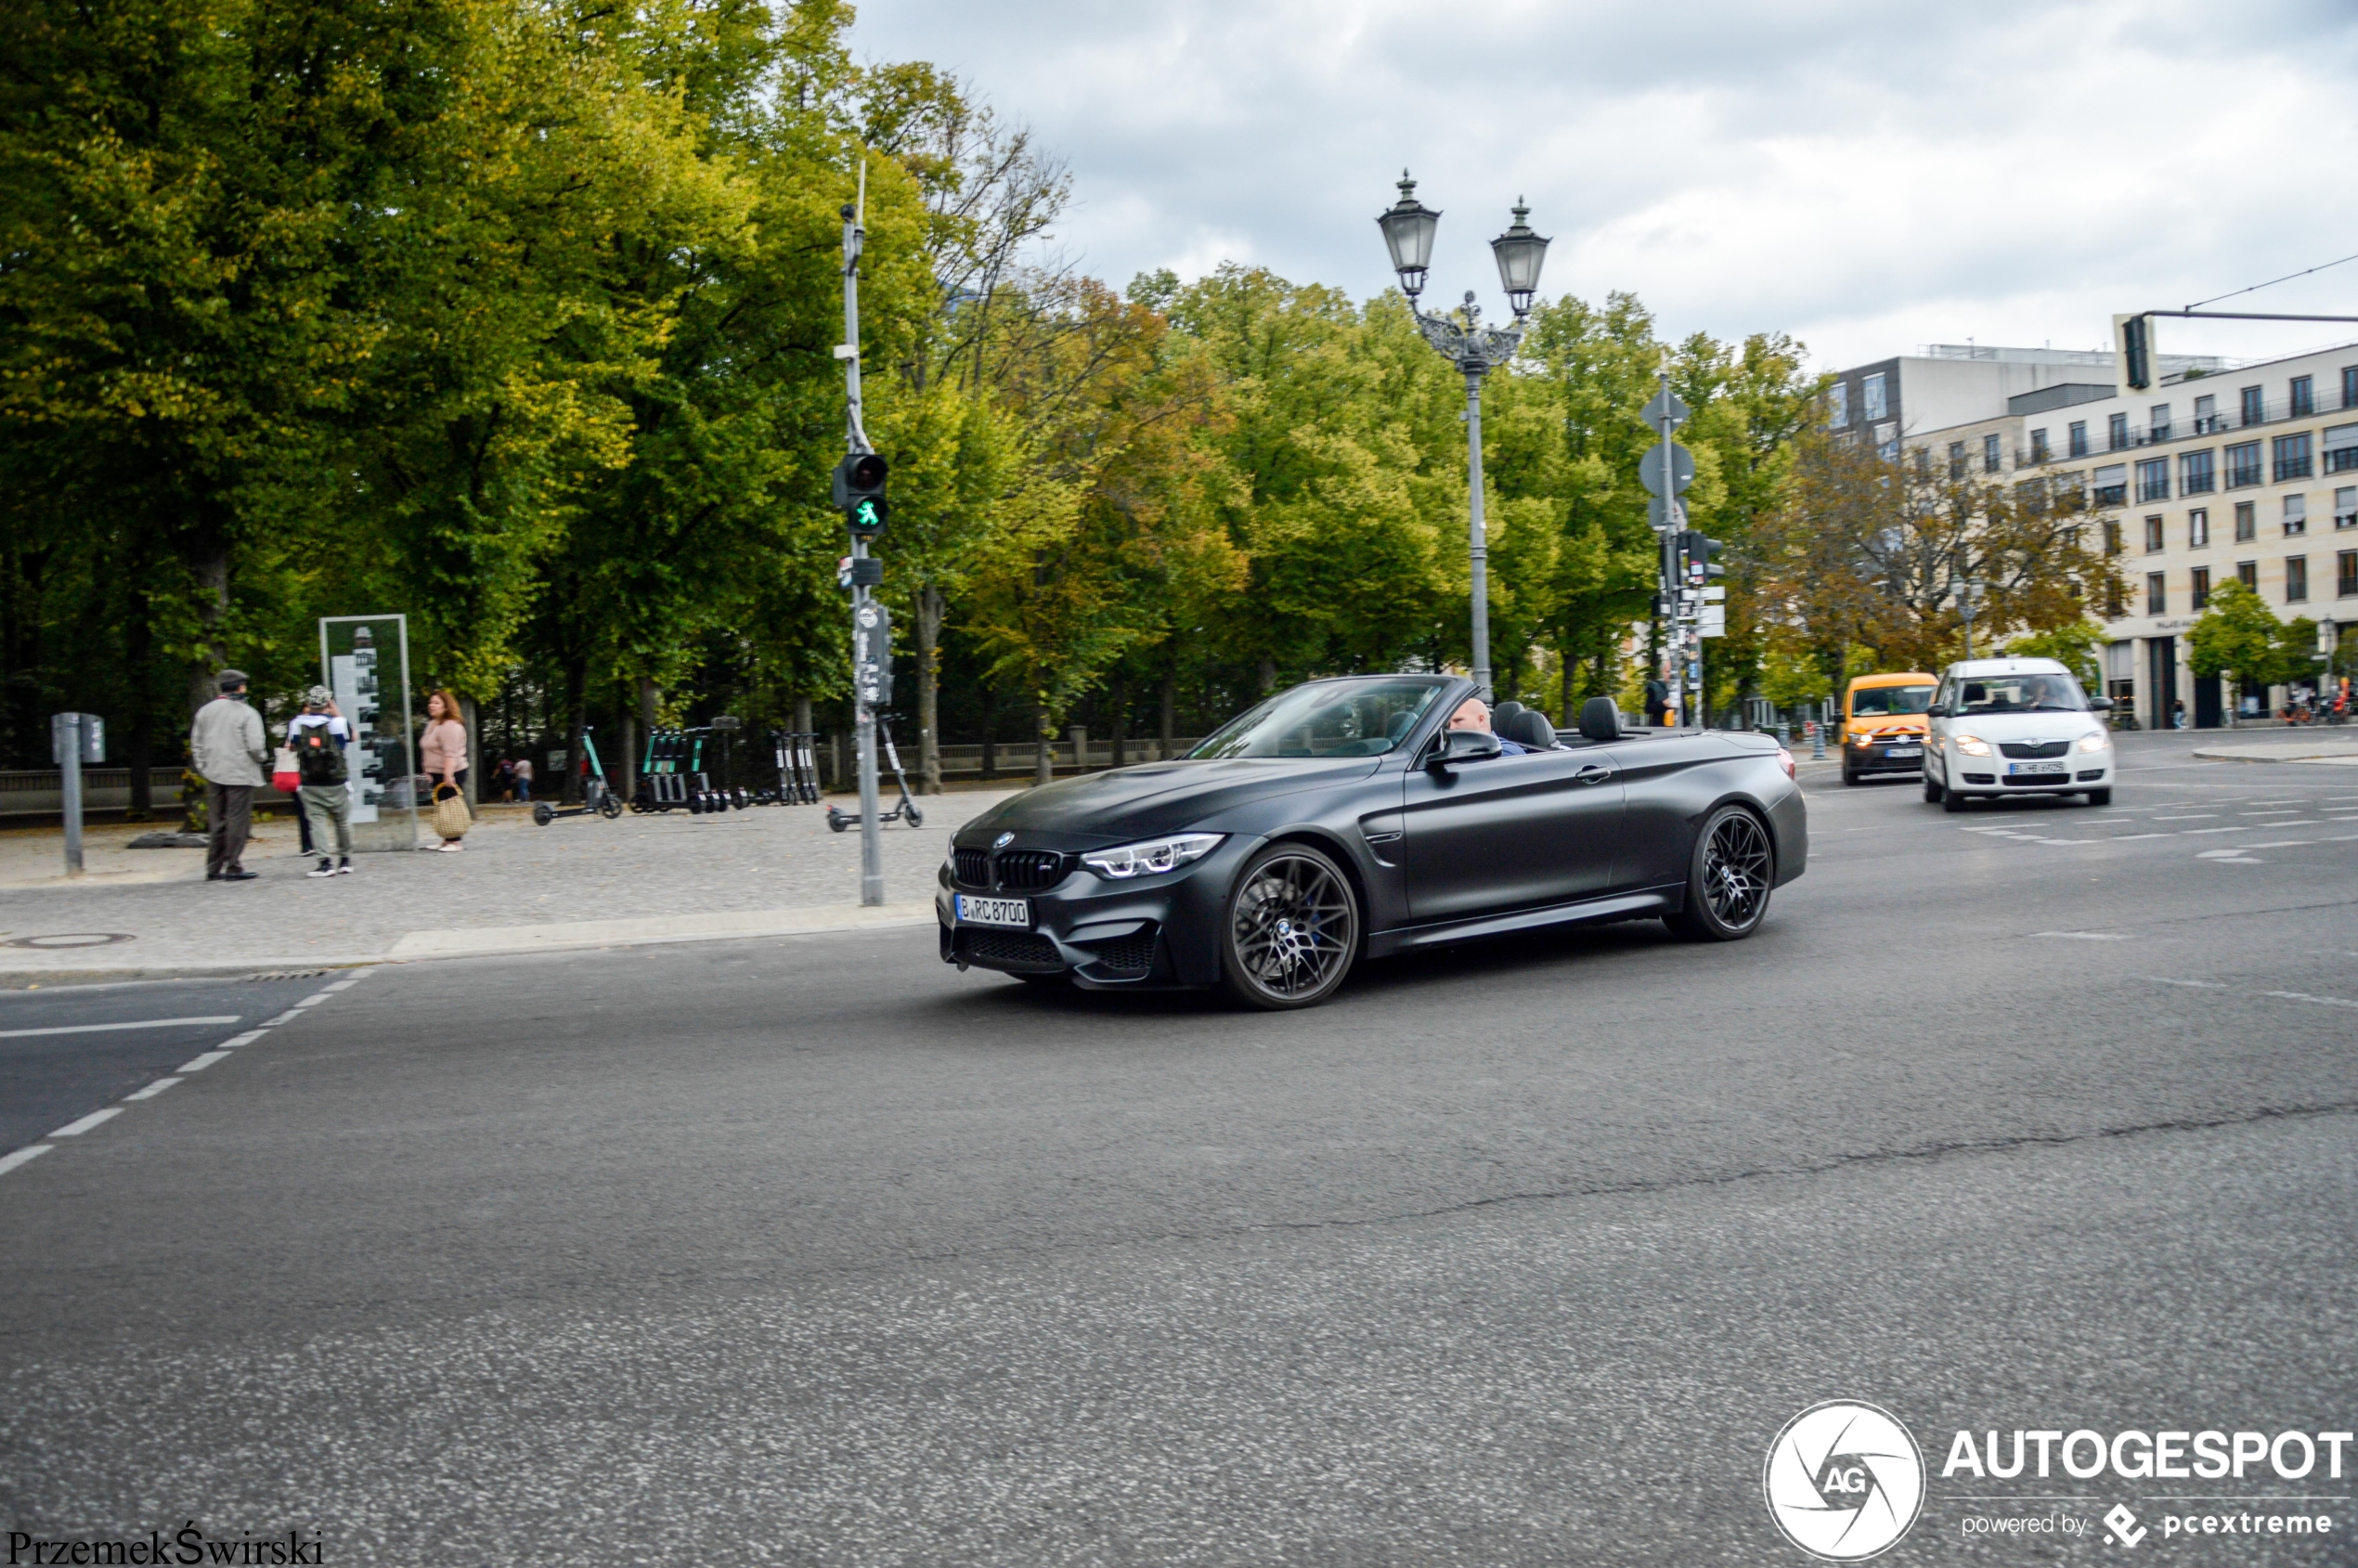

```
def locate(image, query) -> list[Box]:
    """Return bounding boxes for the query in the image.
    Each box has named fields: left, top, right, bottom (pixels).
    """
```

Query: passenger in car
left=1446, top=697, right=1529, bottom=754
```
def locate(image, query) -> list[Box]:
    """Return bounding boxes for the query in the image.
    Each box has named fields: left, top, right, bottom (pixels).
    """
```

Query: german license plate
left=1885, top=745, right=1922, bottom=758
left=2007, top=761, right=2066, bottom=778
left=954, top=894, right=1030, bottom=928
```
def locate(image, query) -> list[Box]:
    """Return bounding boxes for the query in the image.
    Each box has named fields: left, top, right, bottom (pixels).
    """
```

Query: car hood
left=964, top=757, right=1384, bottom=846
left=1946, top=712, right=2105, bottom=739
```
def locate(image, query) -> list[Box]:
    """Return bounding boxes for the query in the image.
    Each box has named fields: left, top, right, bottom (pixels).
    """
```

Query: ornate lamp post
left=1377, top=173, right=1550, bottom=699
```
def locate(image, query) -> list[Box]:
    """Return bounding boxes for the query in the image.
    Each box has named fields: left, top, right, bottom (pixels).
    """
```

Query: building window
left=2135, top=458, right=2170, bottom=502
left=2144, top=514, right=2165, bottom=551
left=1874, top=421, right=1898, bottom=461
left=2340, top=550, right=2358, bottom=598
left=2324, top=423, right=2358, bottom=473
left=2195, top=393, right=2219, bottom=434
left=2190, top=565, right=2211, bottom=608
left=1947, top=440, right=1965, bottom=480
left=2189, top=507, right=2209, bottom=548
left=2241, top=385, right=2264, bottom=426
left=1863, top=372, right=1888, bottom=421
left=2338, top=486, right=2357, bottom=529
left=2237, top=560, right=2258, bottom=590
left=2145, top=572, right=2167, bottom=615
left=2284, top=494, right=2308, bottom=535
left=2149, top=404, right=2171, bottom=442
left=1983, top=433, right=2002, bottom=473
left=2181, top=448, right=2216, bottom=494
left=2067, top=421, right=2089, bottom=458
left=2345, top=366, right=2358, bottom=410
left=2291, top=375, right=2315, bottom=418
left=2285, top=556, right=2308, bottom=603
left=2226, top=441, right=2263, bottom=487
left=2274, top=432, right=2313, bottom=481
left=2104, top=520, right=2124, bottom=556
left=2030, top=428, right=2051, bottom=461
left=2108, top=411, right=2129, bottom=451
left=1827, top=382, right=1848, bottom=428
left=2092, top=463, right=2128, bottom=505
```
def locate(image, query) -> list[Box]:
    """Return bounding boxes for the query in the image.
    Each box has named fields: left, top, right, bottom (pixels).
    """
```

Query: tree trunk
left=1559, top=636, right=1574, bottom=724
left=619, top=713, right=636, bottom=804
left=1108, top=674, right=1127, bottom=768
left=1160, top=659, right=1176, bottom=760
left=126, top=589, right=154, bottom=818
left=1033, top=697, right=1053, bottom=786
left=915, top=582, right=944, bottom=795
left=460, top=693, right=480, bottom=809
left=1258, top=655, right=1276, bottom=695
left=562, top=655, right=589, bottom=805
left=185, top=541, right=231, bottom=719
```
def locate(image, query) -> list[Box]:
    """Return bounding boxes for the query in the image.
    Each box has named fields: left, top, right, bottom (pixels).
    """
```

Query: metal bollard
left=1808, top=719, right=1827, bottom=761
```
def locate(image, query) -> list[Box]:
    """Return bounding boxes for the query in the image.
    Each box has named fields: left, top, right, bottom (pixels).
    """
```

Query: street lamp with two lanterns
left=1375, top=173, right=1550, bottom=699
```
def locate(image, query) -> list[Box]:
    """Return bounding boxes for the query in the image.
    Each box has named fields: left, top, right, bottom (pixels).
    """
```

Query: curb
left=0, top=903, right=942, bottom=988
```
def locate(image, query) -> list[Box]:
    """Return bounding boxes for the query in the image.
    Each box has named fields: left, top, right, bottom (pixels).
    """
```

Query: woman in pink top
left=419, top=690, right=470, bottom=850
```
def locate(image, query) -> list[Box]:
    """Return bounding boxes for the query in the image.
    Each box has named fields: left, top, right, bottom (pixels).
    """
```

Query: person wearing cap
left=189, top=668, right=269, bottom=881
left=288, top=686, right=354, bottom=877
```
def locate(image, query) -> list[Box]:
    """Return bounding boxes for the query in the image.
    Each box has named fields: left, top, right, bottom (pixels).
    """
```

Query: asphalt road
left=3, top=732, right=2354, bottom=1565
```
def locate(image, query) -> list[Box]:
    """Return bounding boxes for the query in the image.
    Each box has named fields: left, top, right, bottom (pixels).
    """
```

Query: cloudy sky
left=848, top=0, right=2358, bottom=371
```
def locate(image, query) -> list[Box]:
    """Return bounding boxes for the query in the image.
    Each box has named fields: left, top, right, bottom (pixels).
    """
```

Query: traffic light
left=833, top=451, right=888, bottom=538
left=2119, top=313, right=2151, bottom=391
left=1679, top=530, right=1724, bottom=584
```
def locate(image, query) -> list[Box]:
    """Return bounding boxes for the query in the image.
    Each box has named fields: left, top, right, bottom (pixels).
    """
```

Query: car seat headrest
left=1491, top=701, right=1525, bottom=731
left=1501, top=707, right=1555, bottom=749
left=1577, top=695, right=1621, bottom=743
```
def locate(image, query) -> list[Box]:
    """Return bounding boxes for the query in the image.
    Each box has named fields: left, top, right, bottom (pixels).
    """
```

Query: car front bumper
left=1935, top=752, right=2114, bottom=792
left=937, top=835, right=1262, bottom=990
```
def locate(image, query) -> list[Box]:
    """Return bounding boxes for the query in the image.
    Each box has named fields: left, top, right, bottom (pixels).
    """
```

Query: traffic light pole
left=842, top=188, right=883, bottom=907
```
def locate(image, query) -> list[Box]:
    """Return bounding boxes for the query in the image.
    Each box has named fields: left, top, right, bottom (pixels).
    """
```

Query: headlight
left=1850, top=730, right=1876, bottom=746
left=2077, top=732, right=2109, bottom=753
left=1082, top=832, right=1224, bottom=878
left=1953, top=732, right=1992, bottom=757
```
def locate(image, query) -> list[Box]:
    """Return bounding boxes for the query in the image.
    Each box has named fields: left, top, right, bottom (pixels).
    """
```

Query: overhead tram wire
left=2182, top=251, right=2358, bottom=314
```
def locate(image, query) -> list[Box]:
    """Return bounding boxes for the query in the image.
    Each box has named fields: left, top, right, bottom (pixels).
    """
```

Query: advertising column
left=318, top=615, right=419, bottom=852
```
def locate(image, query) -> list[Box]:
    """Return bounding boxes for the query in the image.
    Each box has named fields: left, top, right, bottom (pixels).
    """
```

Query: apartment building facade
left=1898, top=341, right=2358, bottom=729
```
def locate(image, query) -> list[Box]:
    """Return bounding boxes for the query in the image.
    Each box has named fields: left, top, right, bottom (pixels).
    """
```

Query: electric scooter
left=825, top=715, right=924, bottom=832
left=531, top=729, right=626, bottom=825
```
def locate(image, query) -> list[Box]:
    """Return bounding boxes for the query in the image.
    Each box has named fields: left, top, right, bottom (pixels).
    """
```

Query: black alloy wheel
left=1665, top=806, right=1774, bottom=941
left=1219, top=843, right=1361, bottom=1010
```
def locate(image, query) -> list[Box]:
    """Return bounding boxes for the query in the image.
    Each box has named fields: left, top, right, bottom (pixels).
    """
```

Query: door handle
left=1574, top=764, right=1613, bottom=785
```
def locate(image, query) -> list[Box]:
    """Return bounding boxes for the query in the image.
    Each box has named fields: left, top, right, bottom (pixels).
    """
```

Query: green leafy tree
left=2187, top=581, right=2317, bottom=711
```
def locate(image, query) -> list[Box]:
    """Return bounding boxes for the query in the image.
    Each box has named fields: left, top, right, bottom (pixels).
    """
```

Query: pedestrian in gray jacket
left=190, top=668, right=269, bottom=881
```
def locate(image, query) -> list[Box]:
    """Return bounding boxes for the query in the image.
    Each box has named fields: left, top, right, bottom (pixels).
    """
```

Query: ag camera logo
left=1765, top=1400, right=1926, bottom=1561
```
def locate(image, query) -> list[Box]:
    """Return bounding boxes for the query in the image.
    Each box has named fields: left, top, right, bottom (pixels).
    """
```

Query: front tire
left=1664, top=806, right=1774, bottom=941
left=1219, top=843, right=1360, bottom=1010
left=1922, top=775, right=1944, bottom=804
left=1841, top=768, right=1859, bottom=786
left=2084, top=787, right=2112, bottom=806
left=1943, top=787, right=1969, bottom=812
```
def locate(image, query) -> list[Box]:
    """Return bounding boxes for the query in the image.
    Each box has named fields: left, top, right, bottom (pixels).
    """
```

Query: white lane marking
left=2245, top=840, right=2316, bottom=849
left=0, top=1016, right=240, bottom=1041
left=260, top=1011, right=300, bottom=1027
left=121, top=1077, right=182, bottom=1101
left=2332, top=814, right=2358, bottom=822
left=320, top=978, right=358, bottom=991
left=177, top=1051, right=231, bottom=1073
left=2144, top=976, right=2358, bottom=1011
left=50, top=1108, right=122, bottom=1136
left=2183, top=824, right=2261, bottom=835
left=0, top=1145, right=53, bottom=1176
left=218, top=1030, right=265, bottom=1048
left=293, top=993, right=333, bottom=1008
left=2152, top=814, right=2217, bottom=820
left=2197, top=851, right=2264, bottom=863
left=2261, top=820, right=2324, bottom=826
left=2241, top=799, right=2307, bottom=806
left=2105, top=833, right=2173, bottom=841
left=2033, top=931, right=2131, bottom=940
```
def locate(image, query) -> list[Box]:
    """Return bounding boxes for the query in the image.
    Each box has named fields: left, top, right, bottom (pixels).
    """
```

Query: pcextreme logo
left=1765, top=1400, right=1927, bottom=1561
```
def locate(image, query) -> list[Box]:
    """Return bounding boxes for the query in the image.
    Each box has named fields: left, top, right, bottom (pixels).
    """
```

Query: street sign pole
left=51, top=712, right=101, bottom=877
left=1642, top=381, right=1693, bottom=726
left=841, top=162, right=883, bottom=906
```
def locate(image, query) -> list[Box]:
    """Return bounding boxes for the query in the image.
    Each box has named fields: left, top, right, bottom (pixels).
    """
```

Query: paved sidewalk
left=0, top=794, right=1010, bottom=985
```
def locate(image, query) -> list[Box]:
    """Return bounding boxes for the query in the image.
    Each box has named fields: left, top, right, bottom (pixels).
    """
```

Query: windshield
left=1851, top=684, right=1933, bottom=717
left=1188, top=678, right=1451, bottom=759
left=1956, top=673, right=2089, bottom=713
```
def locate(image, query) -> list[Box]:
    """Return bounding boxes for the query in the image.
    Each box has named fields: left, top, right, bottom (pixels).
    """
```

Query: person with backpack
left=288, top=686, right=355, bottom=877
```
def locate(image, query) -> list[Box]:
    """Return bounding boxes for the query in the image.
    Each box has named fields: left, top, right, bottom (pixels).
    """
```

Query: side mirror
left=1430, top=728, right=1503, bottom=770
left=1925, top=703, right=1950, bottom=718
left=2088, top=695, right=2115, bottom=713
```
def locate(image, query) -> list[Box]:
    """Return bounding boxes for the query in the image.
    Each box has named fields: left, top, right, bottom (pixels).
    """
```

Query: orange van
left=1840, top=671, right=1937, bottom=785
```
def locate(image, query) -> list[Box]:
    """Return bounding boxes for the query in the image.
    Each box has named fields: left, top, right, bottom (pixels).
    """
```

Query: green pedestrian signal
left=832, top=450, right=888, bottom=538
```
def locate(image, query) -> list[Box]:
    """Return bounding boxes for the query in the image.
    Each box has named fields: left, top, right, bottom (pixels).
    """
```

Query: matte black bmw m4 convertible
left=939, top=674, right=1807, bottom=1010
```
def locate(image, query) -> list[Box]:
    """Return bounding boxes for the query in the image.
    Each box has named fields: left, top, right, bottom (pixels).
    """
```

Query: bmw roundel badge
left=993, top=832, right=1014, bottom=849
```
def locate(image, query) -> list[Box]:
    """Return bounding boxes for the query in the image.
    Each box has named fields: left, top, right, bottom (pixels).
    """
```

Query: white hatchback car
left=1922, top=657, right=2117, bottom=811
